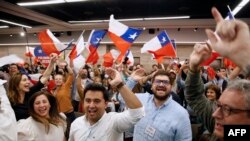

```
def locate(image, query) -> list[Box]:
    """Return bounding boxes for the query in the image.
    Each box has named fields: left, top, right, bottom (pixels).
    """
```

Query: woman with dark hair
left=205, top=84, right=221, bottom=101
left=17, top=91, right=66, bottom=141
left=8, top=53, right=57, bottom=121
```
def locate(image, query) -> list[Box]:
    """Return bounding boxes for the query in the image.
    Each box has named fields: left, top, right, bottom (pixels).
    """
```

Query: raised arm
left=206, top=7, right=250, bottom=77
left=76, top=70, right=85, bottom=100
left=106, top=68, right=143, bottom=109
left=185, top=43, right=215, bottom=133
left=40, top=53, right=57, bottom=84
left=66, top=59, right=74, bottom=75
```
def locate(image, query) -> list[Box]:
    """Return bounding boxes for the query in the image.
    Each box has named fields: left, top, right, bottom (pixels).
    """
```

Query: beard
left=152, top=86, right=170, bottom=101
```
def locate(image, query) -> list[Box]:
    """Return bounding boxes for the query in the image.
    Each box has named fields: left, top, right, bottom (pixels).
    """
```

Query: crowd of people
left=0, top=7, right=250, bottom=141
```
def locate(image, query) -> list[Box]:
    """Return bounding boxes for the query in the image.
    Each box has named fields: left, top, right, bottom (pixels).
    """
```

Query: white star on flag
left=38, top=49, right=42, bottom=53
left=94, top=38, right=101, bottom=44
left=161, top=37, right=166, bottom=43
left=129, top=32, right=137, bottom=40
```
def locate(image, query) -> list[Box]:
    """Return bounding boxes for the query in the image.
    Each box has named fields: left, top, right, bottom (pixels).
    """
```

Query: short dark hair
left=205, top=84, right=221, bottom=100
left=152, top=69, right=173, bottom=85
left=83, top=83, right=109, bottom=101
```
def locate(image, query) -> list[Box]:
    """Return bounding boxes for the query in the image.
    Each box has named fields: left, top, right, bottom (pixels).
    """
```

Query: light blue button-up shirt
left=125, top=77, right=192, bottom=141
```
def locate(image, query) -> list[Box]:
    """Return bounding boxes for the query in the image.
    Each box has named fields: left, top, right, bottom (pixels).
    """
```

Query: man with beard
left=127, top=69, right=191, bottom=141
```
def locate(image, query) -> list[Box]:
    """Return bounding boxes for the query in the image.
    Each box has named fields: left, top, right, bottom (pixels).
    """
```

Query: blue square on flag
left=121, top=28, right=142, bottom=43
left=34, top=46, right=47, bottom=57
left=90, top=30, right=106, bottom=48
left=157, top=31, right=171, bottom=47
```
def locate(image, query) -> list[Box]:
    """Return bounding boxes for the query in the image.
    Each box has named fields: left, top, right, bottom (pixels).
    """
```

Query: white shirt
left=17, top=117, right=66, bottom=141
left=0, top=80, right=17, bottom=141
left=69, top=107, right=144, bottom=141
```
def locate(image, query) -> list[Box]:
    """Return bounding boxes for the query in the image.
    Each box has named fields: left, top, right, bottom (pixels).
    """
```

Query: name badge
left=145, top=125, right=156, bottom=137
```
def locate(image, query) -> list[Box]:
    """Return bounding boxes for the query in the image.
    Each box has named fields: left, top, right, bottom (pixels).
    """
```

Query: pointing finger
left=211, top=7, right=224, bottom=23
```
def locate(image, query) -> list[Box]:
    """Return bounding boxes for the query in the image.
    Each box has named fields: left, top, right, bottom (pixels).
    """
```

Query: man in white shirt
left=69, top=68, right=145, bottom=141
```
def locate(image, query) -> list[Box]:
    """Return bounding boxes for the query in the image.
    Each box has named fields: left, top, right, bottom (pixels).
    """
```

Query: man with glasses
left=126, top=69, right=191, bottom=141
left=185, top=7, right=250, bottom=141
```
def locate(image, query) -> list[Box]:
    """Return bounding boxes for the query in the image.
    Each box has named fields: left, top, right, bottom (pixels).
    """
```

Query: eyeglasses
left=214, top=102, right=250, bottom=117
left=153, top=79, right=170, bottom=85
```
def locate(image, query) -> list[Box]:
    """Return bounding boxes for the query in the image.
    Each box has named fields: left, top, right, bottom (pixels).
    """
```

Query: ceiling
left=0, top=0, right=250, bottom=34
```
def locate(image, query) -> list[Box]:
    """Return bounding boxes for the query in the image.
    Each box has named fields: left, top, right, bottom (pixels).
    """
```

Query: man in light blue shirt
left=126, top=70, right=192, bottom=141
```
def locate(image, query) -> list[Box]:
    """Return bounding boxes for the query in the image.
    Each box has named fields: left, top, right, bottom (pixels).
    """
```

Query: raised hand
left=205, top=7, right=250, bottom=72
left=189, top=43, right=212, bottom=71
left=49, top=53, right=58, bottom=63
left=130, top=68, right=145, bottom=81
left=105, top=68, right=123, bottom=87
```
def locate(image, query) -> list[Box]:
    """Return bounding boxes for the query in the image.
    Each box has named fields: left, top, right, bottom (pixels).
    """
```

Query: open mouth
left=38, top=108, right=47, bottom=114
left=156, top=86, right=166, bottom=92
left=88, top=109, right=97, bottom=116
left=215, top=122, right=224, bottom=130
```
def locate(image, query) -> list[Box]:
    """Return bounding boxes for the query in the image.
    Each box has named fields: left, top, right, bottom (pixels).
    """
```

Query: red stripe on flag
left=86, top=45, right=99, bottom=65
left=38, top=30, right=60, bottom=55
left=108, top=32, right=131, bottom=55
left=148, top=43, right=176, bottom=63
left=201, top=52, right=220, bottom=66
left=207, top=66, right=216, bottom=80
left=223, top=58, right=236, bottom=68
left=69, top=44, right=77, bottom=61
left=103, top=52, right=114, bottom=67
left=86, top=50, right=99, bottom=65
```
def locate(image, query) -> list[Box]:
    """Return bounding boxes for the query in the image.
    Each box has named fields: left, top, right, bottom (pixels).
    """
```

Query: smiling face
left=33, top=95, right=51, bottom=118
left=206, top=89, right=217, bottom=101
left=84, top=90, right=108, bottom=125
left=54, top=74, right=64, bottom=86
left=9, top=64, right=19, bottom=75
left=18, top=74, right=31, bottom=93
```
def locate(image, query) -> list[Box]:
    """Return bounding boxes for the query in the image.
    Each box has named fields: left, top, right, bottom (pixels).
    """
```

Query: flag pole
left=227, top=5, right=235, bottom=20
left=23, top=27, right=33, bottom=73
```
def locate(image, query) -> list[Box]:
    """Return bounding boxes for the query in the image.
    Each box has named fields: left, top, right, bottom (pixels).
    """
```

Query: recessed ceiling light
left=20, top=32, right=25, bottom=36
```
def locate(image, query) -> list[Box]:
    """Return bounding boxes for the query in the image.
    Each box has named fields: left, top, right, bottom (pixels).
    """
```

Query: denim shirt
left=125, top=77, right=192, bottom=141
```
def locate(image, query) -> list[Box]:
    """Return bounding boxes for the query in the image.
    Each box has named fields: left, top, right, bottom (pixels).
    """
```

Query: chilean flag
left=86, top=29, right=107, bottom=65
left=141, top=31, right=176, bottom=62
left=69, top=32, right=85, bottom=61
left=108, top=15, right=143, bottom=57
left=224, top=57, right=236, bottom=68
left=201, top=52, right=220, bottom=66
left=207, top=66, right=216, bottom=80
left=125, top=49, right=134, bottom=66
left=102, top=49, right=119, bottom=67
left=25, top=46, right=35, bottom=57
left=67, top=55, right=86, bottom=73
left=38, top=29, right=68, bottom=55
